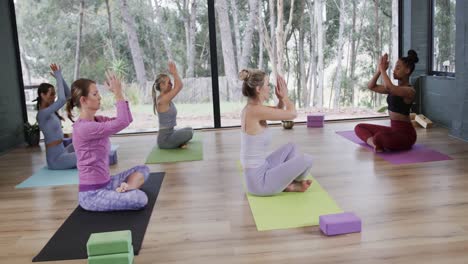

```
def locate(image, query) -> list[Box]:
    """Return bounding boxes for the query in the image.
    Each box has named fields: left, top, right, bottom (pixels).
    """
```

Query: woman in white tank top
left=239, top=69, right=313, bottom=196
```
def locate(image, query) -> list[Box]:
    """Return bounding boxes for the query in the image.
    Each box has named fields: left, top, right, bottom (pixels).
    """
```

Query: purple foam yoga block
left=319, top=212, right=361, bottom=236
left=307, top=114, right=325, bottom=121
left=307, top=114, right=325, bottom=128
left=109, top=150, right=118, bottom=165
left=63, top=137, right=73, bottom=147
left=307, top=121, right=324, bottom=128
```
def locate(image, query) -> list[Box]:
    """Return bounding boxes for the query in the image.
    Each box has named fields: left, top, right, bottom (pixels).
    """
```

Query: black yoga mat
left=32, top=172, right=164, bottom=262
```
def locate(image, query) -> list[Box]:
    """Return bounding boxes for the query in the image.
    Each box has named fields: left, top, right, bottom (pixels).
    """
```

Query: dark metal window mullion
left=9, top=0, right=28, bottom=124
left=428, top=0, right=435, bottom=75
left=398, top=0, right=403, bottom=58
left=207, top=0, right=221, bottom=128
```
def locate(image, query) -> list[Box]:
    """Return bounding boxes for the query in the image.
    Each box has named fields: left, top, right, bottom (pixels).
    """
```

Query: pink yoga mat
left=336, top=130, right=453, bottom=165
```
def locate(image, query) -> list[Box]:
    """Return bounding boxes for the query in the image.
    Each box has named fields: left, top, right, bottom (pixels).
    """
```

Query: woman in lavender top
left=66, top=71, right=149, bottom=212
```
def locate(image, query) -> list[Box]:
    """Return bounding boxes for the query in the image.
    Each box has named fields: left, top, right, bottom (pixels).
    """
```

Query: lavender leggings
left=78, top=165, right=150, bottom=212
left=244, top=143, right=313, bottom=196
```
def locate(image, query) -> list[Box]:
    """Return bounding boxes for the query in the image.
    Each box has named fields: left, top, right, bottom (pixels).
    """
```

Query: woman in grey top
left=152, top=61, right=193, bottom=149
left=36, top=63, right=76, bottom=169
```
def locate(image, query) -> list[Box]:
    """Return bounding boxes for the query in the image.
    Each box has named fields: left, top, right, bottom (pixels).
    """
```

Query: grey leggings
left=157, top=127, right=194, bottom=149
left=243, top=142, right=313, bottom=196
left=46, top=143, right=77, bottom=170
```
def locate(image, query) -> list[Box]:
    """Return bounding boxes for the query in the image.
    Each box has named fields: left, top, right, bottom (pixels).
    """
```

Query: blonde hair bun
left=239, top=69, right=250, bottom=81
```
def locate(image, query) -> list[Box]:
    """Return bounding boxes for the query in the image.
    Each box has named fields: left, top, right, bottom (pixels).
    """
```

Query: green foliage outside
left=15, top=0, right=408, bottom=132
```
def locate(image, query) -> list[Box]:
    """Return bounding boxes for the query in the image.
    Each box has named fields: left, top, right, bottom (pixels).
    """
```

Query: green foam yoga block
left=88, top=247, right=134, bottom=264
left=87, top=230, right=132, bottom=257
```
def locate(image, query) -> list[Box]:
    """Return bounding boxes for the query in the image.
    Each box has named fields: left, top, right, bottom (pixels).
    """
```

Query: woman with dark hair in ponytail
left=36, top=63, right=77, bottom=169
left=354, top=50, right=419, bottom=152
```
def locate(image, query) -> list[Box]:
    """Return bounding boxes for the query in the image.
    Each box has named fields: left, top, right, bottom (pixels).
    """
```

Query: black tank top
left=387, top=94, right=412, bottom=116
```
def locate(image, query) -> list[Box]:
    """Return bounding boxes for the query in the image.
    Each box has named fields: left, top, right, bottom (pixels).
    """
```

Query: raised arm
left=368, top=56, right=389, bottom=94
left=275, top=80, right=285, bottom=109
left=380, top=68, right=415, bottom=99
left=50, top=64, right=71, bottom=98
left=158, top=61, right=183, bottom=104
left=78, top=101, right=132, bottom=139
left=77, top=72, right=132, bottom=139
left=266, top=79, right=285, bottom=110
left=254, top=103, right=297, bottom=121
left=41, top=65, right=67, bottom=117
left=254, top=75, right=296, bottom=121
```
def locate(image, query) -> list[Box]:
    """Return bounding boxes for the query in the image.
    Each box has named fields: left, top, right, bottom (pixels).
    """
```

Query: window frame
left=11, top=0, right=402, bottom=131
left=428, top=0, right=456, bottom=77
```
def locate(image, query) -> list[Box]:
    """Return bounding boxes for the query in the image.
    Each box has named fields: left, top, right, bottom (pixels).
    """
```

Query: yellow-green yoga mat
left=239, top=164, right=342, bottom=231
left=145, top=133, right=203, bottom=164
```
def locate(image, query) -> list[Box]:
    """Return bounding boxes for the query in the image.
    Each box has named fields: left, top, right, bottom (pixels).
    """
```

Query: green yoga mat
left=145, top=134, right=203, bottom=164
left=239, top=164, right=342, bottom=231
left=16, top=145, right=119, bottom=189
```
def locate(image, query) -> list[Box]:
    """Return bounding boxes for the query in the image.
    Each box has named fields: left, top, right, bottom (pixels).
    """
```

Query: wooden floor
left=1, top=119, right=468, bottom=264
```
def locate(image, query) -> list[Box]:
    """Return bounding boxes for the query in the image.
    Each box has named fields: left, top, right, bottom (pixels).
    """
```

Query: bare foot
left=284, top=180, right=312, bottom=192
left=180, top=144, right=188, bottom=149
left=116, top=182, right=129, bottom=193
left=374, top=147, right=384, bottom=153
left=303, top=179, right=312, bottom=190
left=367, top=137, right=383, bottom=153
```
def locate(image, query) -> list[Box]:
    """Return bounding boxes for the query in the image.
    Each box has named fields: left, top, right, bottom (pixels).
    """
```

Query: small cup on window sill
left=282, top=120, right=294, bottom=129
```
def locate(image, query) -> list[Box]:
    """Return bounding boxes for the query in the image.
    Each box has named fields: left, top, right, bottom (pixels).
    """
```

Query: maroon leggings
left=354, top=120, right=417, bottom=151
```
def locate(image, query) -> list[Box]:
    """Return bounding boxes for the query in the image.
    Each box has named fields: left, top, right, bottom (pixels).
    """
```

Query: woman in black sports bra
left=354, top=50, right=419, bottom=152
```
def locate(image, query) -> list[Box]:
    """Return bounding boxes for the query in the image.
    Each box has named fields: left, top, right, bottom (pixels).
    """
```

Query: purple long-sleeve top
left=72, top=100, right=132, bottom=191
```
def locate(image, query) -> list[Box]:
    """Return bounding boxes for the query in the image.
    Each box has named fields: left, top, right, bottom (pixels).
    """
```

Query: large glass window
left=15, top=0, right=213, bottom=134
left=431, top=0, right=456, bottom=74
left=16, top=0, right=401, bottom=131
left=216, top=0, right=398, bottom=125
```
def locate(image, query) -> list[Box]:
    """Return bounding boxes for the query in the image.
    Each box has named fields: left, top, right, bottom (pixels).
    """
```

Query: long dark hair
left=35, top=83, right=64, bottom=121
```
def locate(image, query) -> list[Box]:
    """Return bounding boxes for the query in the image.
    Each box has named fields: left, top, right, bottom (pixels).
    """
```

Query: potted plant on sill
left=24, top=122, right=40, bottom=146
